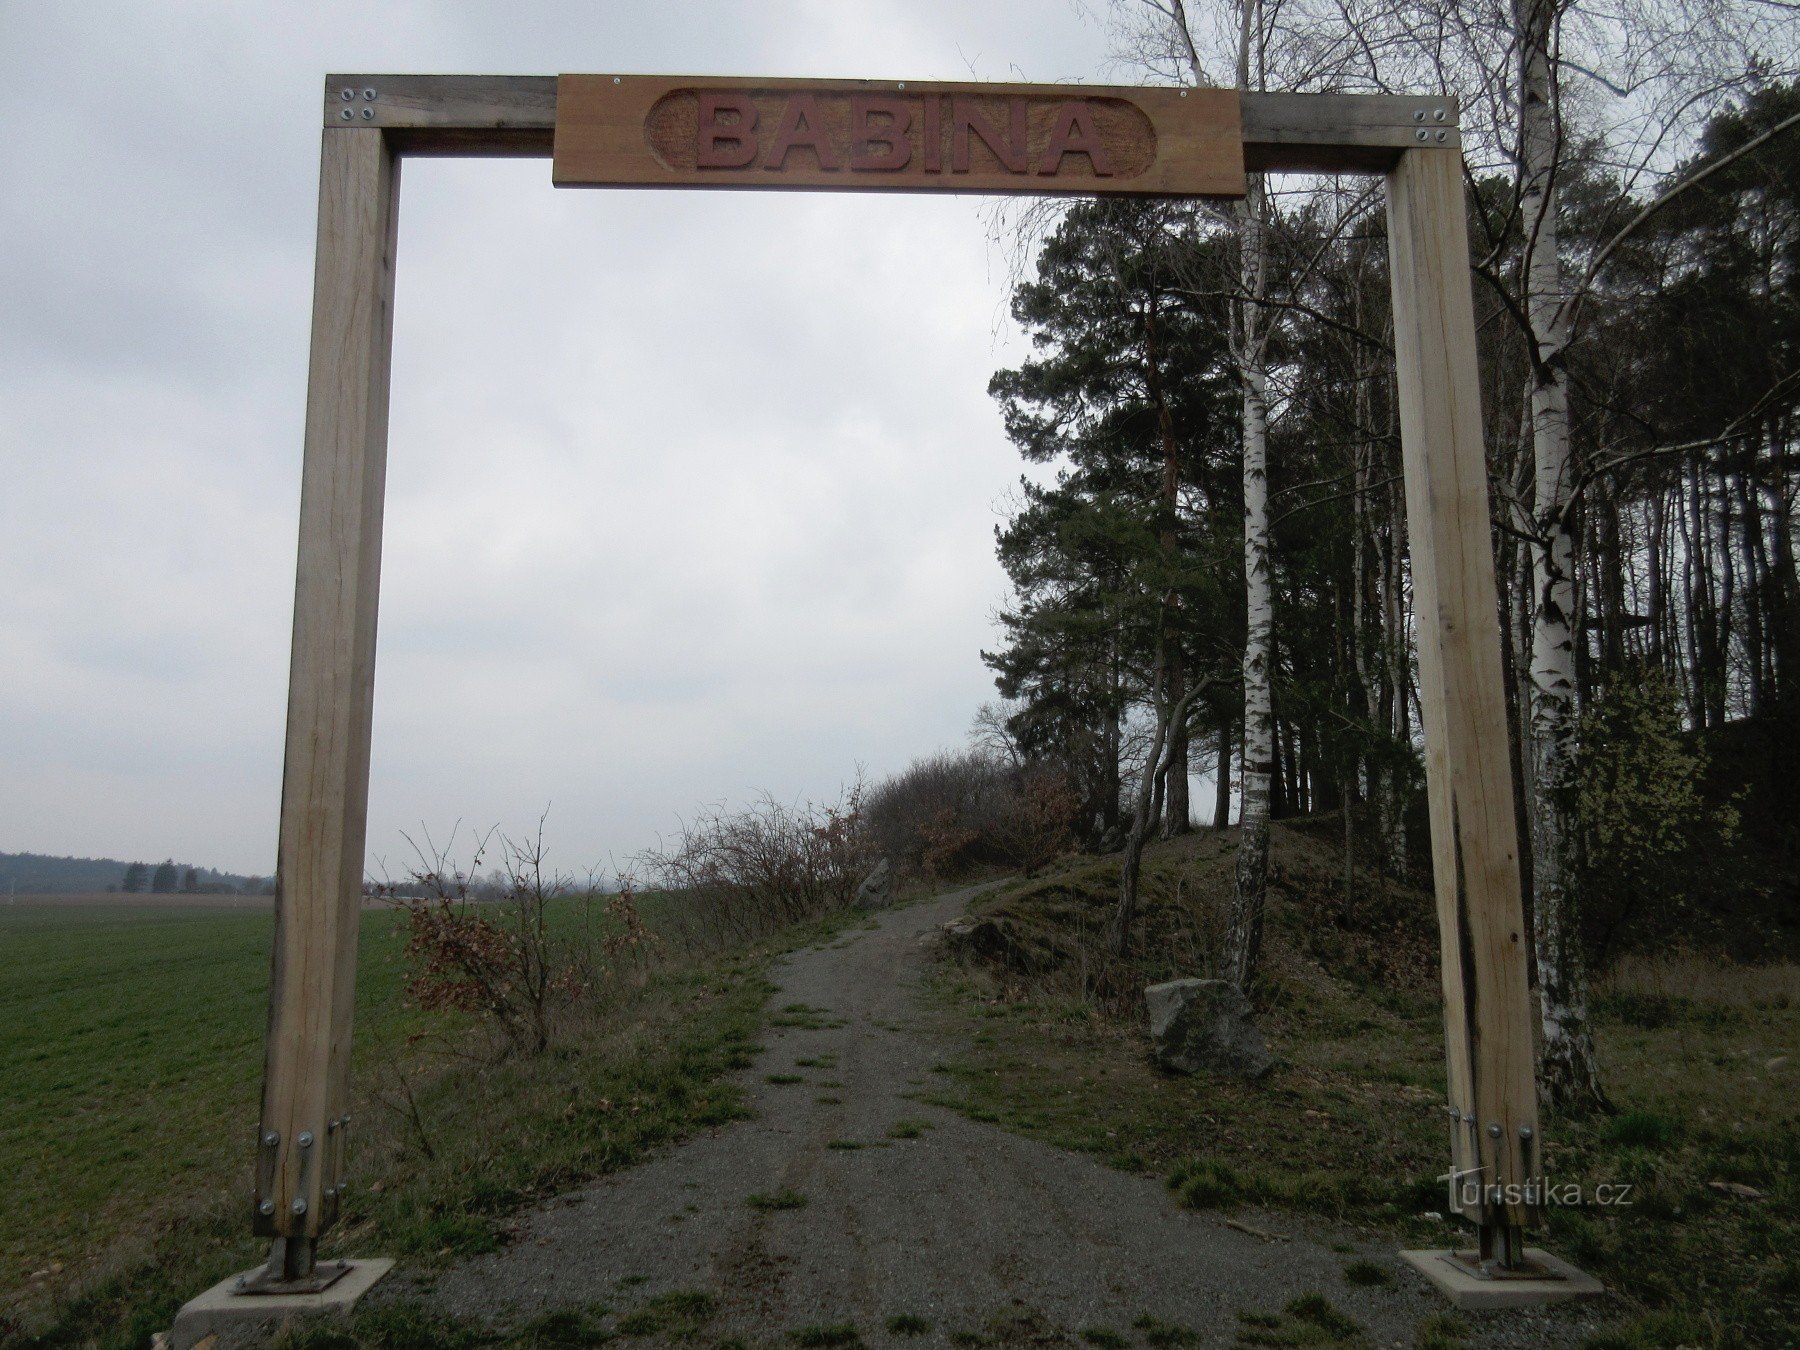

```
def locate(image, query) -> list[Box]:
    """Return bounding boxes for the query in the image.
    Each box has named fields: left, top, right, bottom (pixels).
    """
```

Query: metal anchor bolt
left=298, top=1131, right=314, bottom=1148
left=292, top=1199, right=308, bottom=1215
left=1488, top=1123, right=1503, bottom=1139
left=258, top=1200, right=276, bottom=1216
left=263, top=1131, right=279, bottom=1147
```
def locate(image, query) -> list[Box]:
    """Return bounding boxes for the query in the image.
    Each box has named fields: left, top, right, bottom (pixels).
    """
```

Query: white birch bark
left=1225, top=162, right=1274, bottom=992
left=1515, top=0, right=1605, bottom=1109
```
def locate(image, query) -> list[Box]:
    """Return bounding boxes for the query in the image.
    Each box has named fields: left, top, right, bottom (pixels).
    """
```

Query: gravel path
left=420, top=883, right=1604, bottom=1346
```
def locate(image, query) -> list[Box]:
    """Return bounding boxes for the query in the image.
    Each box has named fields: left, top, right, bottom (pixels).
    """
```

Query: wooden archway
left=253, top=73, right=1537, bottom=1288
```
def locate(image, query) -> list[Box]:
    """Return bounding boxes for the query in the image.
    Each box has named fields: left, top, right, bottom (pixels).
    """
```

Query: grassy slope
left=0, top=905, right=428, bottom=1312
left=920, top=824, right=1799, bottom=1349
left=4, top=898, right=869, bottom=1349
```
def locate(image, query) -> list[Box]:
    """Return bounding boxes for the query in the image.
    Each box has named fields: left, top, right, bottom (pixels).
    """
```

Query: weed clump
left=790, top=1322, right=861, bottom=1347
left=745, top=1188, right=808, bottom=1211
left=615, top=1289, right=715, bottom=1339
left=1602, top=1110, right=1680, bottom=1150
left=1342, top=1259, right=1393, bottom=1287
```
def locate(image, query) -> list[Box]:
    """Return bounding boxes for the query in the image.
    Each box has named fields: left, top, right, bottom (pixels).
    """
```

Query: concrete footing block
left=1400, top=1247, right=1603, bottom=1311
left=167, top=1258, right=393, bottom=1349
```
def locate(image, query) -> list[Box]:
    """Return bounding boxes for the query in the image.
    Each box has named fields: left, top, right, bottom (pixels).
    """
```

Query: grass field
left=0, top=902, right=430, bottom=1316
left=2, top=889, right=859, bottom=1348
left=921, top=827, right=1800, bottom=1347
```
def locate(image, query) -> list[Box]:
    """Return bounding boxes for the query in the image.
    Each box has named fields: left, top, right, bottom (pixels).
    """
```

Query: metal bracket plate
left=233, top=1259, right=354, bottom=1297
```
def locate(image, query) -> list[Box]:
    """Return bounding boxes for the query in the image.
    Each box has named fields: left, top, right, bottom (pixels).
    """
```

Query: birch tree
left=1345, top=0, right=1795, bottom=1110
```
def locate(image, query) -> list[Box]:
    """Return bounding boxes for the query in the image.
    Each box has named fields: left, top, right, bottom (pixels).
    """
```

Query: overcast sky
left=0, top=1, right=1148, bottom=877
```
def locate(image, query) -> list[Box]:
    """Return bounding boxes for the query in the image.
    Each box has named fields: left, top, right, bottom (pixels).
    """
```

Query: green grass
left=745, top=1187, right=809, bottom=1211
left=0, top=903, right=429, bottom=1315
left=1341, top=1260, right=1392, bottom=1288
left=886, top=1118, right=932, bottom=1139
left=515, top=1302, right=614, bottom=1346
left=886, top=1313, right=932, bottom=1336
left=1131, top=1312, right=1200, bottom=1346
left=615, top=1288, right=716, bottom=1339
left=1412, top=1312, right=1469, bottom=1349
left=790, top=1323, right=861, bottom=1347
left=921, top=826, right=1800, bottom=1347
left=12, top=914, right=802, bottom=1346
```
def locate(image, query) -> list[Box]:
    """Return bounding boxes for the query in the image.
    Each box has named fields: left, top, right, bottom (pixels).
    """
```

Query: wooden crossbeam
left=321, top=75, right=1457, bottom=172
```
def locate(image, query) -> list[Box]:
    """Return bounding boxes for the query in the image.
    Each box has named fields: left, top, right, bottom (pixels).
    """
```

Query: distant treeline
left=0, top=851, right=271, bottom=896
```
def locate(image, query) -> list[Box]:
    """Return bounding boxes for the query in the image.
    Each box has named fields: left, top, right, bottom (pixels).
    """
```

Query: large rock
left=1145, top=978, right=1274, bottom=1079
left=853, top=858, right=894, bottom=911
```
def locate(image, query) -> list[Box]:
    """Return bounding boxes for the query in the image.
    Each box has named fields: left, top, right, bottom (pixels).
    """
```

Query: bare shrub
left=637, top=784, right=873, bottom=950
left=865, top=751, right=1008, bottom=874
left=865, top=750, right=1078, bottom=878
left=989, top=764, right=1079, bottom=874
left=381, top=820, right=605, bottom=1057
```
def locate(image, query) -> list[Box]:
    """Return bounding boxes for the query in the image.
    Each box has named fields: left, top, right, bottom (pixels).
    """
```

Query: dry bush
left=866, top=750, right=1078, bottom=879
left=379, top=821, right=610, bottom=1057
left=989, top=764, right=1080, bottom=874
left=636, top=784, right=873, bottom=950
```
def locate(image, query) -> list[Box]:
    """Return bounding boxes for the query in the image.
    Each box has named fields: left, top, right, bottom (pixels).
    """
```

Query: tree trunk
left=1214, top=719, right=1232, bottom=828
left=1145, top=301, right=1193, bottom=841
left=1111, top=681, right=1203, bottom=957
left=1516, top=0, right=1605, bottom=1112
left=1225, top=172, right=1274, bottom=993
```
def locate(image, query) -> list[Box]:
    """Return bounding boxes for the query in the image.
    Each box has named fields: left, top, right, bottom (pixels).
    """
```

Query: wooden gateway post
left=229, top=71, right=1573, bottom=1319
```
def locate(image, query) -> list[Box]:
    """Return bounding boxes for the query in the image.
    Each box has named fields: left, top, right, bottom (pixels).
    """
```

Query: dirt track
left=417, top=883, right=1598, bottom=1345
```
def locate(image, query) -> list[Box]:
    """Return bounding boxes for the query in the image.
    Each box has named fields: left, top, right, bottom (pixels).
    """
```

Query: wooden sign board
left=552, top=75, right=1246, bottom=198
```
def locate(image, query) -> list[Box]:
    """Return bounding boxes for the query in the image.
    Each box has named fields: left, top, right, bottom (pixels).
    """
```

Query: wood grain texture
left=324, top=74, right=555, bottom=155
left=256, top=127, right=400, bottom=1241
left=553, top=75, right=1244, bottom=196
left=1386, top=146, right=1540, bottom=1229
left=1241, top=92, right=1460, bottom=172
left=316, top=75, right=1460, bottom=176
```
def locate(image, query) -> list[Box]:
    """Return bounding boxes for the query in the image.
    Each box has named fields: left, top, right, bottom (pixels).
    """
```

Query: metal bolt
left=1413, top=109, right=1426, bottom=122
left=1433, top=108, right=1446, bottom=122
left=298, top=1131, right=314, bottom=1148
left=263, top=1131, right=279, bottom=1147
left=1179, top=89, right=1188, bottom=98
left=341, top=1114, right=352, bottom=1127
left=1447, top=1107, right=1461, bottom=1121
left=1520, top=1125, right=1535, bottom=1141
left=340, top=109, right=353, bottom=121
left=1488, top=1123, right=1503, bottom=1139
left=1435, top=130, right=1447, bottom=143
left=340, top=88, right=354, bottom=102
left=258, top=1199, right=276, bottom=1216
left=362, top=88, right=376, bottom=101
left=236, top=1276, right=248, bottom=1289
left=360, top=107, right=374, bottom=120
left=1415, top=129, right=1428, bottom=142
left=613, top=76, right=622, bottom=84
left=897, top=81, right=906, bottom=90
left=292, top=1199, right=308, bottom=1215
